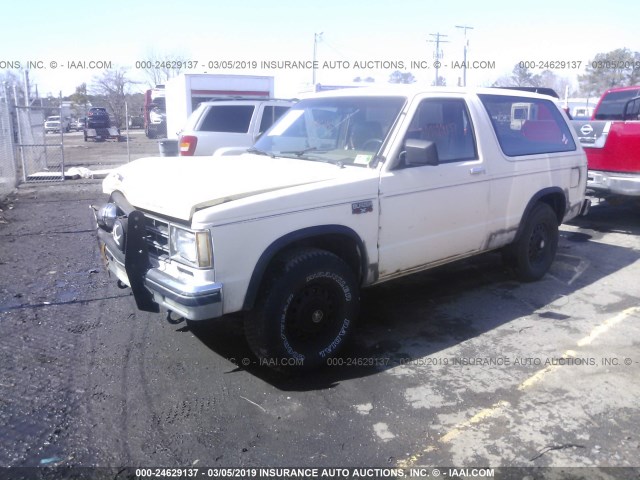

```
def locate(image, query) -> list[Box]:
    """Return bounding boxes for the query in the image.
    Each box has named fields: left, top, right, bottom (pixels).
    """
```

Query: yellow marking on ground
left=577, top=307, right=640, bottom=347
left=439, top=400, right=510, bottom=443
left=397, top=400, right=510, bottom=468
left=517, top=350, right=577, bottom=391
left=397, top=307, right=640, bottom=468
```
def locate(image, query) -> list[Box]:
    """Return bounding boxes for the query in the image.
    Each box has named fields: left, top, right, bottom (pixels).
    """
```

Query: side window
left=404, top=99, right=478, bottom=163
left=200, top=105, right=255, bottom=133
left=479, top=94, right=577, bottom=156
left=259, top=105, right=290, bottom=134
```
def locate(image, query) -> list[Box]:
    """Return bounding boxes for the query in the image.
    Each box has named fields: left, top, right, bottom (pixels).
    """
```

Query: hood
left=103, top=154, right=347, bottom=221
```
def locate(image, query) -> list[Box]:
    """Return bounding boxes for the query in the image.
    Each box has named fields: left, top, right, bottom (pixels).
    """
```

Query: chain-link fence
left=15, top=105, right=65, bottom=182
left=0, top=102, right=18, bottom=198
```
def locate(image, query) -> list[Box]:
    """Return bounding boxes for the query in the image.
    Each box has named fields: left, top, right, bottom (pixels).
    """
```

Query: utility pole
left=455, top=25, right=474, bottom=87
left=428, top=33, right=449, bottom=86
left=23, top=70, right=30, bottom=106
left=312, top=32, right=323, bottom=86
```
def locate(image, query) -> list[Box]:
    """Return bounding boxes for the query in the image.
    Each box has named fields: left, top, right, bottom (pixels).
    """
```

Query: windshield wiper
left=279, top=146, right=325, bottom=156
left=246, top=147, right=276, bottom=158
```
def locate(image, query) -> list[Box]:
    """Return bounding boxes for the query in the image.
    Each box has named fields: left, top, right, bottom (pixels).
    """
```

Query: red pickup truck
left=572, top=86, right=640, bottom=199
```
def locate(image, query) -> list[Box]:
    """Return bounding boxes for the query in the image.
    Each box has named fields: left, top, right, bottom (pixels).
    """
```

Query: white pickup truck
left=44, top=115, right=70, bottom=134
left=94, top=86, right=589, bottom=370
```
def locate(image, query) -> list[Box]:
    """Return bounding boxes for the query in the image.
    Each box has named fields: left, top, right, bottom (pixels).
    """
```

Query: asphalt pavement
left=0, top=180, right=639, bottom=478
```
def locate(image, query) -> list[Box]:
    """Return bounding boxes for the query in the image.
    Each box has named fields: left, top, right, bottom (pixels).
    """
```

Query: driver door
left=377, top=97, right=491, bottom=278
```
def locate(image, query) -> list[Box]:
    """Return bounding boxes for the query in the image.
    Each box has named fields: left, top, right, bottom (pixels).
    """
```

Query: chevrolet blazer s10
left=94, top=87, right=589, bottom=370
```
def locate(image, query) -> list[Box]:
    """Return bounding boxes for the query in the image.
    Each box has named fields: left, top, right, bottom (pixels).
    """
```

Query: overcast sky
left=1, top=0, right=639, bottom=97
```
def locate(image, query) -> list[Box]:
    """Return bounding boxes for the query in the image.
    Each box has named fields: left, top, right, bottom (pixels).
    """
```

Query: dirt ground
left=47, top=129, right=165, bottom=170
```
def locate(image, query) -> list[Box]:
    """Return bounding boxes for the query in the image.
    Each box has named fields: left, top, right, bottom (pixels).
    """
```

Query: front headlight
left=169, top=227, right=212, bottom=268
left=96, top=202, right=119, bottom=231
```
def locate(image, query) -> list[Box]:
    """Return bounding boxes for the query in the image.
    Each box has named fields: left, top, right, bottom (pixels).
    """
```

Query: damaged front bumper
left=96, top=210, right=223, bottom=321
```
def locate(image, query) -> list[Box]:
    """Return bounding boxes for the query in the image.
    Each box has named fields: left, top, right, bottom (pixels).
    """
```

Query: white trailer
left=165, top=74, right=275, bottom=139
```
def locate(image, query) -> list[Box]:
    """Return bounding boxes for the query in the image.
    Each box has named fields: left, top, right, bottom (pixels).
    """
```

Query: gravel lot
left=48, top=128, right=163, bottom=170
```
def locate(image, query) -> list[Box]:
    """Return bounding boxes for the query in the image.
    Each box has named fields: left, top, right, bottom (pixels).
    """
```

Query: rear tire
left=244, top=248, right=359, bottom=371
left=504, top=202, right=559, bottom=282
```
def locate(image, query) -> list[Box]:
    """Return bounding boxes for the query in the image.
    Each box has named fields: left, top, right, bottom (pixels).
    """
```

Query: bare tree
left=141, top=50, right=189, bottom=87
left=69, top=83, right=90, bottom=117
left=512, top=65, right=541, bottom=87
left=492, top=64, right=542, bottom=88
left=0, top=70, right=25, bottom=104
left=91, top=68, right=138, bottom=128
left=539, top=70, right=574, bottom=97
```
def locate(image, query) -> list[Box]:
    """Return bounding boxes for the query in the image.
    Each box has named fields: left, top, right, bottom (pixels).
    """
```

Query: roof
left=299, top=84, right=561, bottom=101
left=491, top=86, right=560, bottom=99
left=601, top=85, right=640, bottom=94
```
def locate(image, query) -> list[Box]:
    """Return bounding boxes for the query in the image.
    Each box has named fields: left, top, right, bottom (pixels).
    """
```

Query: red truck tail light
left=179, top=135, right=197, bottom=156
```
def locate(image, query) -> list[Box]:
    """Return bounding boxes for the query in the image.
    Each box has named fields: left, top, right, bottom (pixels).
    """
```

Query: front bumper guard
left=96, top=211, right=222, bottom=321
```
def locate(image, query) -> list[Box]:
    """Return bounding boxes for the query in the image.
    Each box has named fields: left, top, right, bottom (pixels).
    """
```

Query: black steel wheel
left=245, top=248, right=359, bottom=370
left=505, top=202, right=559, bottom=282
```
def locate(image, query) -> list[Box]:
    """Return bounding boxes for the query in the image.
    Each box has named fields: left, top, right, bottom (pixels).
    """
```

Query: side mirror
left=404, top=139, right=439, bottom=166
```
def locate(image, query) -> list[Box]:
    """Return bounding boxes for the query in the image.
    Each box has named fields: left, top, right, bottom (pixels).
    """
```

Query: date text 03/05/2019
left=132, top=467, right=496, bottom=478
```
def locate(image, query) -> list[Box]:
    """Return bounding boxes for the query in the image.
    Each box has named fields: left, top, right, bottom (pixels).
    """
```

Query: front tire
left=244, top=248, right=359, bottom=370
left=505, top=202, right=559, bottom=282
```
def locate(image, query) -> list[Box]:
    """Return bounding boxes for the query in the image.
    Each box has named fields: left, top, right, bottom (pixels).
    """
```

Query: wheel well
left=276, top=234, right=362, bottom=278
left=512, top=189, right=566, bottom=245
left=537, top=192, right=566, bottom=224
left=243, top=230, right=365, bottom=311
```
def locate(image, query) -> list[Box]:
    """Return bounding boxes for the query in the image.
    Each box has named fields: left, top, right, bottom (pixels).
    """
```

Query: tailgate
left=572, top=120, right=609, bottom=148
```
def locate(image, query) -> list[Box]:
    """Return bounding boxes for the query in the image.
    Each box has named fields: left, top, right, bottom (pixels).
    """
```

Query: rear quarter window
left=199, top=105, right=255, bottom=133
left=595, top=89, right=640, bottom=120
left=479, top=94, right=576, bottom=157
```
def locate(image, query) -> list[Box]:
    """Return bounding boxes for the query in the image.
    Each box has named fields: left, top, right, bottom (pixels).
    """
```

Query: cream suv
left=96, top=86, right=589, bottom=370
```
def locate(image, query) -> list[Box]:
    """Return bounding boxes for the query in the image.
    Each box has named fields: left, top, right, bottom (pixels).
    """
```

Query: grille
left=144, top=215, right=170, bottom=258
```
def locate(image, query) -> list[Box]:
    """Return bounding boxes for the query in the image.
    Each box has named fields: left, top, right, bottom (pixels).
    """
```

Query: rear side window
left=200, top=105, right=255, bottom=133
left=259, top=106, right=290, bottom=134
left=479, top=94, right=576, bottom=157
left=595, top=89, right=640, bottom=120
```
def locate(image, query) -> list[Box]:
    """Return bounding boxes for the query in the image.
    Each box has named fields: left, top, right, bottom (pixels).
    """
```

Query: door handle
left=469, top=166, right=486, bottom=175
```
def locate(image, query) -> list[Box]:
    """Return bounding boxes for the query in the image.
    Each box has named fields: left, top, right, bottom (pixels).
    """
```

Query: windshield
left=253, top=96, right=406, bottom=167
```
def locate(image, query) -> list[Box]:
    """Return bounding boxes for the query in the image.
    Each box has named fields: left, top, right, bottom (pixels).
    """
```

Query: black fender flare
left=242, top=225, right=368, bottom=311
left=513, top=187, right=566, bottom=243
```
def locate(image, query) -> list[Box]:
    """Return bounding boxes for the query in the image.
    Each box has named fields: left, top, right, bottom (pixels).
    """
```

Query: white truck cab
left=95, top=86, right=589, bottom=370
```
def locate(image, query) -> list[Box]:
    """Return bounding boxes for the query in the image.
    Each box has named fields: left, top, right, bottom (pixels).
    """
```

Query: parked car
left=128, top=115, right=144, bottom=129
left=69, top=118, right=85, bottom=131
left=178, top=99, right=294, bottom=155
left=44, top=115, right=70, bottom=133
left=86, top=107, right=110, bottom=129
left=75, top=118, right=86, bottom=130
left=95, top=86, right=589, bottom=370
left=572, top=106, right=595, bottom=120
